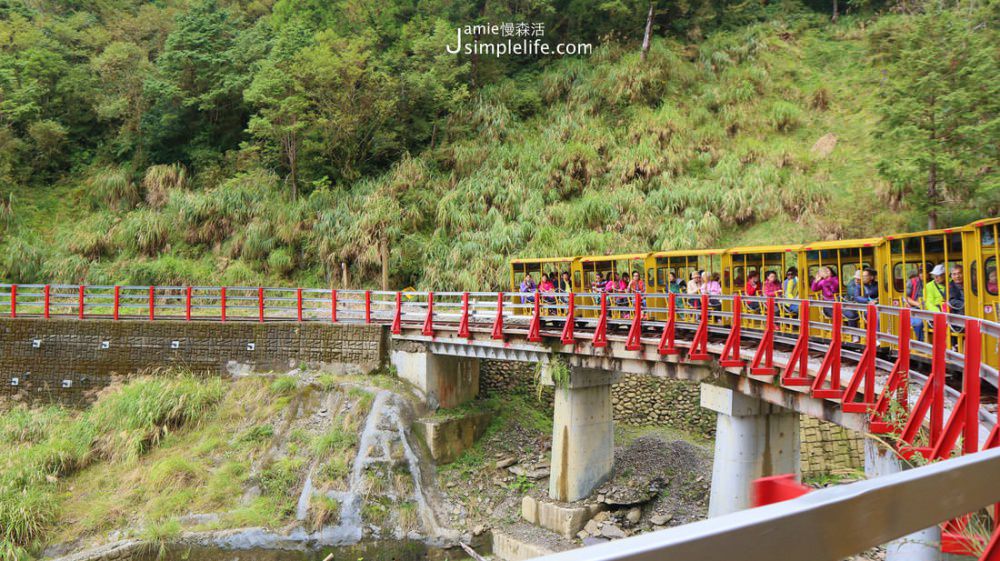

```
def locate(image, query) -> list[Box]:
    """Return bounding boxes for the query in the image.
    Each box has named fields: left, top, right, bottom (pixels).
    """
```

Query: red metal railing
left=0, top=283, right=998, bottom=556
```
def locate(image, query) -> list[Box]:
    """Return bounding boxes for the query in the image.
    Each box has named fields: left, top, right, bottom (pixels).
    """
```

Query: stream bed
left=140, top=541, right=473, bottom=561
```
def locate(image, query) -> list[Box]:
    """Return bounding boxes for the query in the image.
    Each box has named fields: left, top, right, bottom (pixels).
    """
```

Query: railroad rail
left=1, top=283, right=998, bottom=557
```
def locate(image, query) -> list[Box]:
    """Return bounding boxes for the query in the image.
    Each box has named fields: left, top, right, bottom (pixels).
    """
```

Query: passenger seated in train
left=762, top=270, right=783, bottom=298
left=667, top=272, right=684, bottom=294
left=948, top=265, right=964, bottom=315
left=557, top=271, right=572, bottom=292
left=539, top=273, right=556, bottom=304
left=703, top=272, right=723, bottom=310
left=811, top=266, right=839, bottom=317
left=520, top=273, right=537, bottom=303
left=846, top=268, right=878, bottom=327
left=989, top=269, right=998, bottom=294
left=744, top=270, right=761, bottom=311
left=845, top=271, right=863, bottom=327
left=592, top=272, right=606, bottom=293
left=782, top=267, right=799, bottom=316
left=912, top=264, right=948, bottom=341
left=684, top=271, right=702, bottom=308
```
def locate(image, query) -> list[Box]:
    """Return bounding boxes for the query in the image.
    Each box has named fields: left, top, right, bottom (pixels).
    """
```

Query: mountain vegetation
left=0, top=0, right=996, bottom=290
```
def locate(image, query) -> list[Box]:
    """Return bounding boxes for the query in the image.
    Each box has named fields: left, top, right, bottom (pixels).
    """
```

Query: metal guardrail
left=530, top=447, right=1000, bottom=561
left=1, top=283, right=999, bottom=557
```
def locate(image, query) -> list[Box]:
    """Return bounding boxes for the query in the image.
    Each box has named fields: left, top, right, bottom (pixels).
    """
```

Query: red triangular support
left=421, top=292, right=435, bottom=337
left=391, top=291, right=402, bottom=334
left=658, top=292, right=678, bottom=355
left=527, top=291, right=542, bottom=342
left=977, top=523, right=1000, bottom=561
left=812, top=302, right=843, bottom=398
left=750, top=297, right=776, bottom=377
left=458, top=292, right=471, bottom=340
left=898, top=314, right=948, bottom=458
left=870, top=308, right=912, bottom=433
left=719, top=293, right=745, bottom=368
left=931, top=319, right=981, bottom=459
left=492, top=293, right=505, bottom=340
left=561, top=293, right=576, bottom=345
left=781, top=300, right=812, bottom=386
left=687, top=294, right=710, bottom=361
left=625, top=294, right=643, bottom=351
left=593, top=292, right=608, bottom=348
left=842, top=303, right=879, bottom=413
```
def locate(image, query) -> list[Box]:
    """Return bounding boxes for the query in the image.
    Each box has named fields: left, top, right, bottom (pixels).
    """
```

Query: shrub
left=88, top=166, right=139, bottom=211
left=143, top=164, right=188, bottom=209
left=114, top=210, right=169, bottom=256
left=769, top=100, right=803, bottom=132
left=266, top=247, right=294, bottom=276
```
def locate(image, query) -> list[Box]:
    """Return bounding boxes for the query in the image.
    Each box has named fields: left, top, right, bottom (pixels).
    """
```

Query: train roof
left=727, top=244, right=802, bottom=255
left=510, top=256, right=579, bottom=265
left=578, top=253, right=650, bottom=263
left=801, top=238, right=884, bottom=250
left=649, top=249, right=724, bottom=257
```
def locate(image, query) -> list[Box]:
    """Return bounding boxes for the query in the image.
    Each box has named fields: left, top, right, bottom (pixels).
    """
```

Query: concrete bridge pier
left=864, top=439, right=941, bottom=561
left=701, top=383, right=801, bottom=517
left=544, top=366, right=618, bottom=503
left=390, top=345, right=480, bottom=409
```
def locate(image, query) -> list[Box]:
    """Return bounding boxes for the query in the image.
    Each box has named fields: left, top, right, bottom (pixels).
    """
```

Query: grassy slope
left=4, top=16, right=922, bottom=290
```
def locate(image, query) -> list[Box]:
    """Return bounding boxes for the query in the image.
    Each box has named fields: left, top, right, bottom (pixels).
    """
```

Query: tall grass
left=0, top=373, right=224, bottom=553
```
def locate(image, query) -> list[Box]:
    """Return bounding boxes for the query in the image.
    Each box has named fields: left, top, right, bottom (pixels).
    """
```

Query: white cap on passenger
left=931, top=264, right=946, bottom=276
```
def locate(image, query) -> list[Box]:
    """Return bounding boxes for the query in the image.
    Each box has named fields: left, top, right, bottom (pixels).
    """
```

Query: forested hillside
left=0, top=0, right=996, bottom=290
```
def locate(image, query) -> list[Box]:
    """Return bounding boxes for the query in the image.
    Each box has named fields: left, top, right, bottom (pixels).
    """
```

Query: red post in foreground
left=43, top=285, right=50, bottom=319
left=78, top=285, right=85, bottom=319
left=9, top=284, right=16, bottom=318
left=113, top=285, right=120, bottom=321
left=220, top=287, right=227, bottom=322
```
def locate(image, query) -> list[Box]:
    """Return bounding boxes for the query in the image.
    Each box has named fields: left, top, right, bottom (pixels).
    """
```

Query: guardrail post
left=491, top=293, right=505, bottom=340
left=658, top=292, right=678, bottom=355
left=296, top=288, right=303, bottom=322
left=391, top=292, right=402, bottom=334
left=148, top=286, right=155, bottom=321
left=113, top=285, right=120, bottom=321
left=186, top=286, right=193, bottom=321
left=593, top=292, right=608, bottom=347
left=527, top=291, right=542, bottom=342
left=872, top=308, right=911, bottom=432
left=812, top=301, right=842, bottom=399
left=560, top=293, right=576, bottom=345
left=624, top=293, right=643, bottom=351
left=842, top=303, right=879, bottom=413
left=258, top=287, right=264, bottom=322
left=719, top=293, right=745, bottom=367
left=78, top=285, right=85, bottom=320
left=899, top=313, right=948, bottom=458
left=458, top=292, right=471, bottom=339
left=687, top=294, right=710, bottom=361
left=364, top=290, right=372, bottom=324
left=422, top=292, right=435, bottom=337
left=9, top=284, right=16, bottom=318
left=43, top=284, right=50, bottom=319
left=220, top=287, right=227, bottom=322
left=931, top=319, right=981, bottom=459
left=330, top=289, right=338, bottom=323
left=750, top=297, right=776, bottom=377
left=781, top=300, right=811, bottom=386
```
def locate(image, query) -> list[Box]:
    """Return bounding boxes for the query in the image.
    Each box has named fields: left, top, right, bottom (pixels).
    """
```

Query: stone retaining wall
left=0, top=318, right=386, bottom=406
left=479, top=360, right=864, bottom=478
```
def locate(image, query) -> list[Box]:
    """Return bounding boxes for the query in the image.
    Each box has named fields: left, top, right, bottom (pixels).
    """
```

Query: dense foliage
left=0, top=0, right=996, bottom=290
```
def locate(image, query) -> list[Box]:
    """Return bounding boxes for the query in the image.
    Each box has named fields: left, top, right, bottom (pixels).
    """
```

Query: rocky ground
left=431, top=399, right=713, bottom=553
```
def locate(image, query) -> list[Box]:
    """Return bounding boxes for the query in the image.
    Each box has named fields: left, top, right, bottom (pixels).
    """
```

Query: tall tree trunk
left=927, top=99, right=938, bottom=230
left=341, top=262, right=349, bottom=289
left=832, top=0, right=839, bottom=22
left=641, top=2, right=654, bottom=62
left=380, top=234, right=390, bottom=291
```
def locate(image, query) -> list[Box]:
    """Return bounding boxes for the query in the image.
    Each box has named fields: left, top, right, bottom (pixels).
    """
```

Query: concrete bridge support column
left=390, top=347, right=479, bottom=410
left=545, top=366, right=617, bottom=503
left=865, top=439, right=941, bottom=561
left=701, top=384, right=800, bottom=517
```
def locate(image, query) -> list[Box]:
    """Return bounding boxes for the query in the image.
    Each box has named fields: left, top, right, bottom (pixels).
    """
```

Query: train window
left=574, top=271, right=581, bottom=291
left=841, top=263, right=871, bottom=285
left=984, top=228, right=996, bottom=247
left=987, top=257, right=998, bottom=296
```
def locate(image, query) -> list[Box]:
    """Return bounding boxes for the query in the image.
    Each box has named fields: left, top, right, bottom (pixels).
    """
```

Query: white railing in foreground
left=531, top=447, right=1000, bottom=561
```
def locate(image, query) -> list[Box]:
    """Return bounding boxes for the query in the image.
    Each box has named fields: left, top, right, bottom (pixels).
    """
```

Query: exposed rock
left=584, top=519, right=601, bottom=535
left=601, top=524, right=626, bottom=539
left=496, top=457, right=518, bottom=469
left=650, top=513, right=673, bottom=526
left=526, top=468, right=550, bottom=480
left=625, top=508, right=642, bottom=525
left=582, top=536, right=609, bottom=546
left=592, top=511, right=609, bottom=523
left=811, top=133, right=838, bottom=158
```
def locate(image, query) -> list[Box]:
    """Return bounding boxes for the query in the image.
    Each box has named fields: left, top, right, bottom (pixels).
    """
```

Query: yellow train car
left=965, top=218, right=1000, bottom=322
left=509, top=257, right=578, bottom=292
left=880, top=228, right=965, bottom=309
left=645, top=249, right=724, bottom=293
left=724, top=244, right=804, bottom=295
left=800, top=238, right=884, bottom=301
left=572, top=253, right=649, bottom=318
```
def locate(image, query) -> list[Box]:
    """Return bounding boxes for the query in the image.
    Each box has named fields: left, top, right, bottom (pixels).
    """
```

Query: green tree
left=875, top=4, right=999, bottom=228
